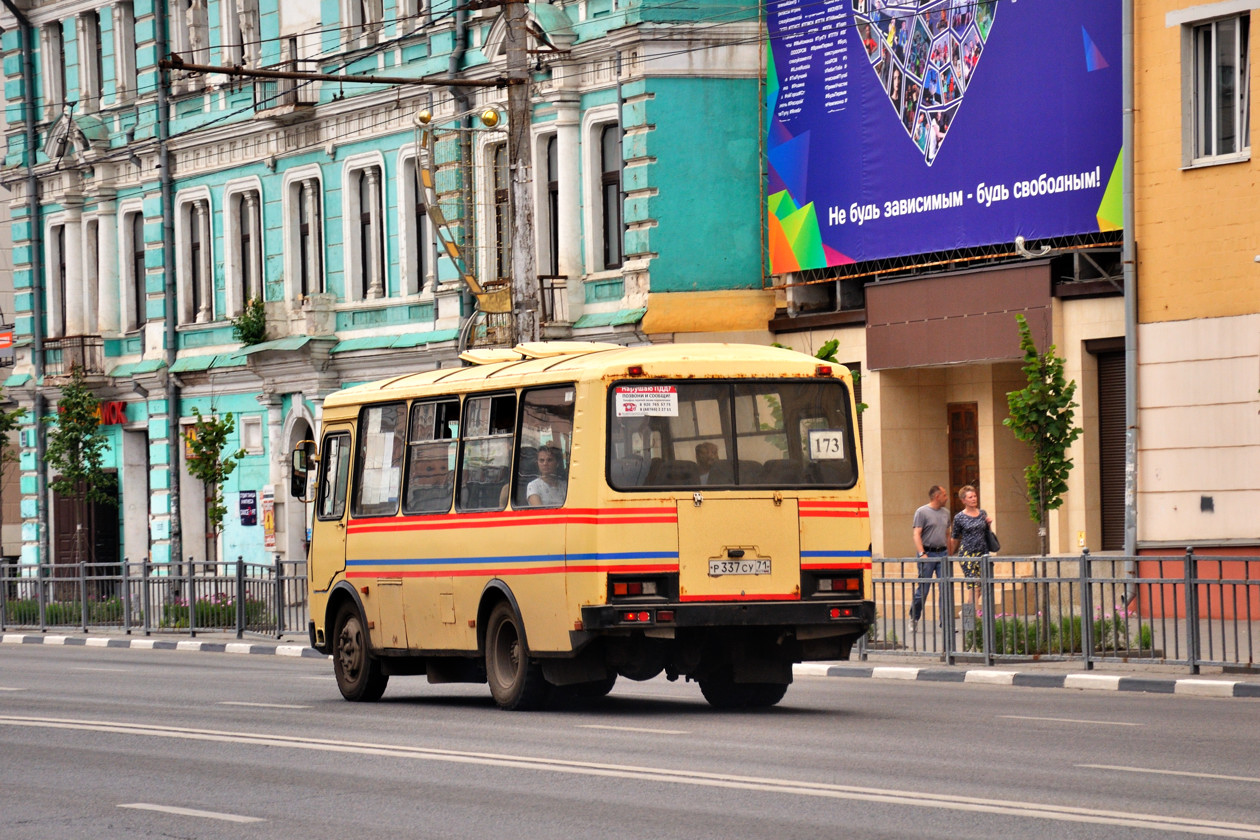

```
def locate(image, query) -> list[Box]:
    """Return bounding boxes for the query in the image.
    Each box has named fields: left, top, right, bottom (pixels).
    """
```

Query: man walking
left=910, top=484, right=954, bottom=634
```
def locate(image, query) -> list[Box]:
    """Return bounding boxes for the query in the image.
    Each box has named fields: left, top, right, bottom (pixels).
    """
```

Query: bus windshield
left=608, top=379, right=856, bottom=489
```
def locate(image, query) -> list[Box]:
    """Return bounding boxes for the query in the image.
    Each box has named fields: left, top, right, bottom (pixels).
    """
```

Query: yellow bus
left=293, top=342, right=873, bottom=709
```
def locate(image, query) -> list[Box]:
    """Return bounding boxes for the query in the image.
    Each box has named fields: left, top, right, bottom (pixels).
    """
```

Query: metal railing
left=862, top=549, right=1259, bottom=674
left=43, top=335, right=106, bottom=377
left=0, top=557, right=307, bottom=640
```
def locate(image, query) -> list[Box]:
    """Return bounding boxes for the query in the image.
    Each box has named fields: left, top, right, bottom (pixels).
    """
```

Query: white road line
left=6, top=715, right=1260, bottom=838
left=217, top=701, right=311, bottom=709
left=999, top=715, right=1142, bottom=727
left=577, top=724, right=689, bottom=735
left=73, top=667, right=132, bottom=672
left=0, top=687, right=26, bottom=692
left=1078, top=764, right=1260, bottom=784
left=118, top=802, right=264, bottom=823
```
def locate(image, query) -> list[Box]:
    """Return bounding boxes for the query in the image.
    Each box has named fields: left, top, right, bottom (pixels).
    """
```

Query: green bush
left=162, top=594, right=271, bottom=628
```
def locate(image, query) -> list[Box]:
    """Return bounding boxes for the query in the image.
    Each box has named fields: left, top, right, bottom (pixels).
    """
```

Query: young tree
left=182, top=408, right=247, bottom=560
left=0, top=403, right=27, bottom=485
left=1003, top=314, right=1083, bottom=555
left=45, top=368, right=116, bottom=564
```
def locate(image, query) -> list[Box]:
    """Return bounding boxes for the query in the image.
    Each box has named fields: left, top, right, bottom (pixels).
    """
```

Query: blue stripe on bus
left=566, top=551, right=679, bottom=561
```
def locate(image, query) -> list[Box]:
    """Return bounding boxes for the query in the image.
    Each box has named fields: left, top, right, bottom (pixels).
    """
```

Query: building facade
left=0, top=0, right=767, bottom=572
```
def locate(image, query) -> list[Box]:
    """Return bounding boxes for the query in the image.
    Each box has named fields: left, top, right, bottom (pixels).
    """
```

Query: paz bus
left=292, top=342, right=873, bottom=709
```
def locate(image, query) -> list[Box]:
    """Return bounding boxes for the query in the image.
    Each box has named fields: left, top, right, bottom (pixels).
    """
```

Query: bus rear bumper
left=580, top=599, right=874, bottom=633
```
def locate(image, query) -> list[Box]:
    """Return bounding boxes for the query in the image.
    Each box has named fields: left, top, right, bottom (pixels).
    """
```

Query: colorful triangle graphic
left=1083, top=27, right=1109, bottom=71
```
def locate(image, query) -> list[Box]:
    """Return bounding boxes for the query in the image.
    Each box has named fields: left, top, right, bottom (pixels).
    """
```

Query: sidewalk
left=4, top=629, right=1259, bottom=700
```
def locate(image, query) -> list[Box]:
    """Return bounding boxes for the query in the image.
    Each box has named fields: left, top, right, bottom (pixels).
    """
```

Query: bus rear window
left=608, top=380, right=856, bottom=490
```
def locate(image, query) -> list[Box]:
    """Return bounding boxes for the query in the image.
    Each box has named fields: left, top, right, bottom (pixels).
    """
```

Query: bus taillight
left=816, top=577, right=860, bottom=593
left=830, top=607, right=857, bottom=619
left=613, top=580, right=658, bottom=596
left=621, top=611, right=653, bottom=623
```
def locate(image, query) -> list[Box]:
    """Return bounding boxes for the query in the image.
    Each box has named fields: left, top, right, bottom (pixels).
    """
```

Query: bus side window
left=317, top=433, right=351, bottom=520
left=515, top=387, right=575, bottom=507
left=458, top=394, right=516, bottom=512
left=351, top=402, right=408, bottom=517
left=403, top=399, right=459, bottom=515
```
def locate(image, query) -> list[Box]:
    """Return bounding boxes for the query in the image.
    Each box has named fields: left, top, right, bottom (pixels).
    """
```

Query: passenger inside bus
left=525, top=445, right=567, bottom=507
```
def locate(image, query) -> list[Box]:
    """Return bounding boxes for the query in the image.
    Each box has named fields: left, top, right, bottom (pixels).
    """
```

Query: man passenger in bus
left=695, top=442, right=720, bottom=485
left=526, top=445, right=567, bottom=507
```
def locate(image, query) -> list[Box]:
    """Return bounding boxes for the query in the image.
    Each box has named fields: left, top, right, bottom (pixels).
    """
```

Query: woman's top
left=952, top=509, right=990, bottom=555
left=526, top=476, right=566, bottom=507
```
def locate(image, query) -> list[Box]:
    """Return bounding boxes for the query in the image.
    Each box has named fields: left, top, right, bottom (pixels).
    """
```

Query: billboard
left=766, top=0, right=1123, bottom=271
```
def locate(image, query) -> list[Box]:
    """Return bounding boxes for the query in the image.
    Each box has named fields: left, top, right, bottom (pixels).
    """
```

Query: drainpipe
left=155, top=1, right=182, bottom=568
left=1, top=0, right=49, bottom=567
left=449, top=8, right=475, bottom=350
left=1121, top=0, right=1137, bottom=567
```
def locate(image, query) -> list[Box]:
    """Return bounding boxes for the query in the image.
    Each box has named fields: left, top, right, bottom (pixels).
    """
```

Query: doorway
left=947, top=402, right=979, bottom=518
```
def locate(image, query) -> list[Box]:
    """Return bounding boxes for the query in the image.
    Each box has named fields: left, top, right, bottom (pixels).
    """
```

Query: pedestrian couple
left=909, top=484, right=994, bottom=634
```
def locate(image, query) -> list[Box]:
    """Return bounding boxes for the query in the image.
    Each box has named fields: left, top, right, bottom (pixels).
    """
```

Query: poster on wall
left=766, top=0, right=1122, bottom=271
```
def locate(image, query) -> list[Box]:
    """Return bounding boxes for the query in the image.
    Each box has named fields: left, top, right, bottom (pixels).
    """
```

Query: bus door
left=311, top=427, right=353, bottom=592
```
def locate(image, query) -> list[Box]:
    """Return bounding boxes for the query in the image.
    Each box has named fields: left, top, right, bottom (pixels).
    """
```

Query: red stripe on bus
left=346, top=507, right=678, bottom=533
left=679, top=592, right=801, bottom=602
left=800, top=562, right=872, bottom=570
left=346, top=562, right=679, bottom=579
left=347, top=514, right=678, bottom=534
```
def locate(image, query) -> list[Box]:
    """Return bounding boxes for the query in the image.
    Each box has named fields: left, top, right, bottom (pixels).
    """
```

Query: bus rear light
left=829, top=607, right=856, bottom=620
left=817, top=577, right=860, bottom=593
left=627, top=365, right=645, bottom=376
left=657, top=610, right=675, bottom=623
left=621, top=611, right=652, bottom=623
left=613, top=580, right=658, bottom=596
left=815, top=364, right=832, bottom=376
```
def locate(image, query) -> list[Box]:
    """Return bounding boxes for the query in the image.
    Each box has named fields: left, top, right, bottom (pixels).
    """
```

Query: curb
left=1, top=632, right=327, bottom=659
left=793, top=663, right=1260, bottom=699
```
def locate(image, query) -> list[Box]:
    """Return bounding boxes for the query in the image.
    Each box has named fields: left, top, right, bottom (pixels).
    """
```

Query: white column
left=96, top=204, right=120, bottom=333
left=64, top=208, right=87, bottom=336
left=366, top=168, right=384, bottom=299
left=555, top=97, right=583, bottom=322
left=303, top=180, right=321, bottom=294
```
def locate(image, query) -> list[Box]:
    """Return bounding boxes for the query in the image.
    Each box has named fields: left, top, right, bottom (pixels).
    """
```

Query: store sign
left=97, top=401, right=128, bottom=425
left=240, top=490, right=258, bottom=526
left=765, top=0, right=1122, bottom=268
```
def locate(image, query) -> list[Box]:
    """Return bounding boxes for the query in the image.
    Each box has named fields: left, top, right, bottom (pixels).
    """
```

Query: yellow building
left=1135, top=1, right=1259, bottom=551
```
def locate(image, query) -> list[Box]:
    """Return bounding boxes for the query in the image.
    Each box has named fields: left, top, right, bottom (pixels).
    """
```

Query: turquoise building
left=0, top=0, right=770, bottom=571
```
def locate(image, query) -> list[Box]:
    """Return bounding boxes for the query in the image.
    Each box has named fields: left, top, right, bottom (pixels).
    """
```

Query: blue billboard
left=766, top=0, right=1122, bottom=271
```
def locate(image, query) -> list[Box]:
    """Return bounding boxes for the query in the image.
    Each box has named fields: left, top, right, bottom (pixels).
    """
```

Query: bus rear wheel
left=485, top=602, right=548, bottom=711
left=698, top=670, right=789, bottom=709
left=333, top=603, right=388, bottom=702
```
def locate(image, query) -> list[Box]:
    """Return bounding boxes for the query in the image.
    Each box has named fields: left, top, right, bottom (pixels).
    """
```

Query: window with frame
left=127, top=211, right=146, bottom=331
left=344, top=0, right=384, bottom=48
left=169, top=0, right=209, bottom=92
left=352, top=403, right=407, bottom=517
left=41, top=23, right=66, bottom=119
left=222, top=0, right=260, bottom=66
left=512, top=387, right=575, bottom=509
left=77, top=11, right=104, bottom=111
left=239, top=415, right=264, bottom=455
left=457, top=393, right=516, bottom=512
left=402, top=398, right=460, bottom=515
left=401, top=156, right=431, bottom=296
left=180, top=198, right=213, bottom=324
left=293, top=178, right=324, bottom=297
left=1192, top=13, right=1251, bottom=162
left=229, top=190, right=263, bottom=316
left=349, top=166, right=385, bottom=300
left=491, top=142, right=510, bottom=281
left=49, top=224, right=67, bottom=338
left=600, top=124, right=624, bottom=269
left=317, top=432, right=352, bottom=521
left=113, top=3, right=137, bottom=102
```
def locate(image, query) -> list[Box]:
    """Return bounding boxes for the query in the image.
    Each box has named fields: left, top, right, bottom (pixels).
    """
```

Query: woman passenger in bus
left=526, top=445, right=567, bottom=507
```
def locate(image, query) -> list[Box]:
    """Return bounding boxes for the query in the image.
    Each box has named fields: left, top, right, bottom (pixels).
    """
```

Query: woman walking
left=951, top=485, right=993, bottom=632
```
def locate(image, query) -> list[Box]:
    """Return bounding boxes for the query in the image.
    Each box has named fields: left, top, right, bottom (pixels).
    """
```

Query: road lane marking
left=1078, top=764, right=1260, bottom=784
left=5, top=715, right=1260, bottom=838
left=217, top=701, right=311, bottom=709
left=577, top=724, right=689, bottom=735
left=73, top=667, right=132, bottom=672
left=999, top=715, right=1142, bottom=727
left=0, top=687, right=26, bottom=691
left=119, top=803, right=264, bottom=823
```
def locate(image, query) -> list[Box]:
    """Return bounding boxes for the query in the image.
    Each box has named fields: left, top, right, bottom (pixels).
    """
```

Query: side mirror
left=290, top=440, right=317, bottom=500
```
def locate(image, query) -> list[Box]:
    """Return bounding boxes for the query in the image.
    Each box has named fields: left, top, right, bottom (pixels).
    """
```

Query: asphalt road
left=1, top=644, right=1257, bottom=840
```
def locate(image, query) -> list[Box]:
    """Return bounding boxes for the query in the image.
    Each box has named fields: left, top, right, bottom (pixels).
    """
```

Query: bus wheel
left=485, top=602, right=548, bottom=711
left=698, top=670, right=789, bottom=709
left=333, top=604, right=388, bottom=702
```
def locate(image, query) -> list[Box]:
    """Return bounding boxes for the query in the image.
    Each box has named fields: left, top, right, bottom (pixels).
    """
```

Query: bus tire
left=332, top=603, right=388, bottom=702
left=485, top=601, right=548, bottom=711
left=698, top=670, right=789, bottom=709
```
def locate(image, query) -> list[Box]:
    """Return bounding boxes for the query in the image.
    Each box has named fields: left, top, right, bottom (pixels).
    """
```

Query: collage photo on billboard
left=856, top=0, right=996, bottom=165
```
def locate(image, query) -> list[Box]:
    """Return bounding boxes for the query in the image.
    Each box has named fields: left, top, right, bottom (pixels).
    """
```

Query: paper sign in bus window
left=807, top=429, right=847, bottom=460
left=615, top=386, right=679, bottom=417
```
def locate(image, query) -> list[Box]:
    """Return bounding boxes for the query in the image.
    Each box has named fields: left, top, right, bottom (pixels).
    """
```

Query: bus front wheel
left=332, top=603, right=388, bottom=702
left=698, top=669, right=789, bottom=709
left=485, top=602, right=548, bottom=711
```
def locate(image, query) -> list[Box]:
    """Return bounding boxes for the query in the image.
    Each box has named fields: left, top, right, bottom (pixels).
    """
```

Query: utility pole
left=505, top=0, right=539, bottom=344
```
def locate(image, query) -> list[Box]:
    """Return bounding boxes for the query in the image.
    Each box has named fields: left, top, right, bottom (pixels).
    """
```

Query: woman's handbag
left=984, top=523, right=1000, bottom=554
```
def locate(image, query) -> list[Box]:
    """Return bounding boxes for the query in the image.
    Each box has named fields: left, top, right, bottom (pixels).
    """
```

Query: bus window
left=352, top=402, right=407, bottom=517
left=514, top=386, right=575, bottom=507
left=609, top=380, right=855, bottom=489
left=317, top=433, right=351, bottom=520
left=458, top=393, right=515, bottom=511
left=403, top=398, right=459, bottom=515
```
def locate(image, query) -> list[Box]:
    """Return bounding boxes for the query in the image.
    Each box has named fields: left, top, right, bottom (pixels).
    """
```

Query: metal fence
left=0, top=557, right=308, bottom=640
left=861, top=549, right=1259, bottom=674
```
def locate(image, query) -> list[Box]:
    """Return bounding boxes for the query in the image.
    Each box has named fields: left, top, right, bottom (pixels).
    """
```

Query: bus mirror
left=291, top=440, right=317, bottom=500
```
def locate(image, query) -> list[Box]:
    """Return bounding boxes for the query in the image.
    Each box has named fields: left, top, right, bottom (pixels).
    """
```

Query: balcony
left=253, top=60, right=319, bottom=122
left=43, top=336, right=105, bottom=378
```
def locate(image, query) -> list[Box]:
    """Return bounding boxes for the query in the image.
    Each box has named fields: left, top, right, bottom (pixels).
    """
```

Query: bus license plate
left=709, top=559, right=771, bottom=576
